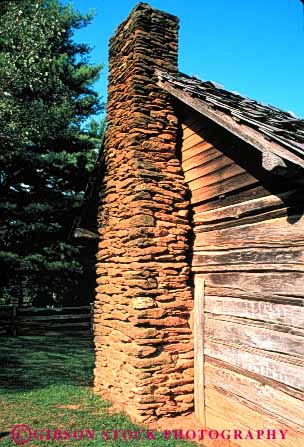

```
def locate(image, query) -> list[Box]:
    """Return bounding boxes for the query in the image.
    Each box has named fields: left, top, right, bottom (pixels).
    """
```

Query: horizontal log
left=195, top=207, right=292, bottom=233
left=205, top=339, right=304, bottom=390
left=192, top=185, right=274, bottom=214
left=209, top=312, right=304, bottom=335
left=193, top=188, right=303, bottom=225
left=16, top=321, right=91, bottom=328
left=206, top=312, right=304, bottom=337
left=193, top=247, right=304, bottom=273
left=16, top=313, right=91, bottom=321
left=18, top=306, right=91, bottom=313
left=205, top=359, right=304, bottom=429
left=204, top=287, right=304, bottom=307
left=204, top=315, right=304, bottom=357
left=193, top=244, right=304, bottom=265
left=207, top=355, right=303, bottom=399
left=203, top=272, right=304, bottom=298
left=193, top=264, right=304, bottom=273
left=204, top=295, right=304, bottom=329
left=0, top=305, right=92, bottom=336
left=191, top=172, right=258, bottom=204
left=17, top=330, right=90, bottom=336
left=16, top=328, right=88, bottom=331
left=195, top=214, right=304, bottom=249
left=205, top=387, right=303, bottom=447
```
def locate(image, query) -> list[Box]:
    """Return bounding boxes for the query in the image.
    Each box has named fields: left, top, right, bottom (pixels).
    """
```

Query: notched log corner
left=262, top=151, right=287, bottom=172
left=262, top=151, right=304, bottom=181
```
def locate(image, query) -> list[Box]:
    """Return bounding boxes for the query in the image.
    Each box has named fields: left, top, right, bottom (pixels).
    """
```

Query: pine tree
left=0, top=0, right=103, bottom=306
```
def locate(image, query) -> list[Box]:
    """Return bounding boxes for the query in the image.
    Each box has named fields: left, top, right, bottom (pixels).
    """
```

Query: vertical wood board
left=194, top=275, right=206, bottom=425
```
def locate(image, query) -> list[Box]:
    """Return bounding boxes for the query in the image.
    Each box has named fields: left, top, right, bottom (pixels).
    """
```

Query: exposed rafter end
left=262, top=151, right=287, bottom=173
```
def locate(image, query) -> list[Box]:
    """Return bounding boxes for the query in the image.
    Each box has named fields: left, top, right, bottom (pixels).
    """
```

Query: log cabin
left=75, top=3, right=304, bottom=446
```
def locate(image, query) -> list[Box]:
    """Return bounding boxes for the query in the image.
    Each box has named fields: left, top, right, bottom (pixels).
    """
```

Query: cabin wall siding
left=181, top=110, right=304, bottom=445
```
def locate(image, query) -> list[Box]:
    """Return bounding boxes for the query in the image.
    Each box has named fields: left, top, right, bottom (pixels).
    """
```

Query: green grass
left=0, top=336, right=195, bottom=447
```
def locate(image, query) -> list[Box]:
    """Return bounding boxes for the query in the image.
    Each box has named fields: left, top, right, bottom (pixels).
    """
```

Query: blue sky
left=68, top=0, right=304, bottom=118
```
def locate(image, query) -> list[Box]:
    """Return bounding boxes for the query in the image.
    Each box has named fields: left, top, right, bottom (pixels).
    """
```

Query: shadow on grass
left=0, top=336, right=94, bottom=392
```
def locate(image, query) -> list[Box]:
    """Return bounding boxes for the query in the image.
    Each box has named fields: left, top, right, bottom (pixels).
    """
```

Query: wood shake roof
left=157, top=69, right=304, bottom=170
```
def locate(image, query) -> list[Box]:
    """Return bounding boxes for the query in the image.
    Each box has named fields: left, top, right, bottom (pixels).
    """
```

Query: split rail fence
left=0, top=304, right=93, bottom=336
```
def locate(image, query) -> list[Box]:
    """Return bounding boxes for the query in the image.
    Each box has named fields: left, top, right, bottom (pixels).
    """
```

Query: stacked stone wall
left=94, top=2, right=193, bottom=423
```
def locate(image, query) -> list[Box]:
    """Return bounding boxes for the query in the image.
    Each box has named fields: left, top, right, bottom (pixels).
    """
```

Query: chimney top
left=130, top=2, right=178, bottom=19
left=112, top=2, right=179, bottom=42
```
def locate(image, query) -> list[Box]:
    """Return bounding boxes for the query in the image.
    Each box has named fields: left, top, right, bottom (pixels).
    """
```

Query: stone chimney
left=94, top=3, right=193, bottom=423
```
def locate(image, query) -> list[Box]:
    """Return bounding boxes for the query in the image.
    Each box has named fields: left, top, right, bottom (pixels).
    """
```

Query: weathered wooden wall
left=181, top=107, right=304, bottom=446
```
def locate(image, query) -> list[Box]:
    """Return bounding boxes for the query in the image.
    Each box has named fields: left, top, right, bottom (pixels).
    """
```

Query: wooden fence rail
left=0, top=304, right=93, bottom=336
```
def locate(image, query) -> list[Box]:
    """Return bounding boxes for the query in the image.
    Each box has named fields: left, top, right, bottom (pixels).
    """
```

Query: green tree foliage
left=0, top=0, right=103, bottom=306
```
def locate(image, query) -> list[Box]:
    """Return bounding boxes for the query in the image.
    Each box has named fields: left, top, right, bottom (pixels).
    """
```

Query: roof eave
left=158, top=77, right=304, bottom=173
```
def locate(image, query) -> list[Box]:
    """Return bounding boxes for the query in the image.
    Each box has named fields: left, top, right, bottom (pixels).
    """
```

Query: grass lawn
left=0, top=336, right=196, bottom=447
